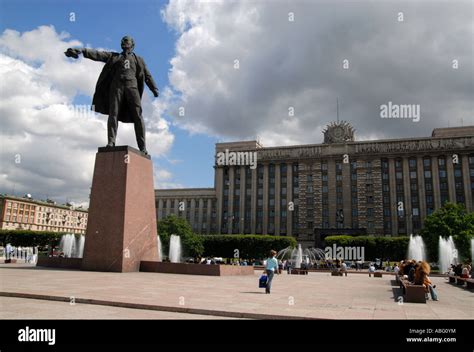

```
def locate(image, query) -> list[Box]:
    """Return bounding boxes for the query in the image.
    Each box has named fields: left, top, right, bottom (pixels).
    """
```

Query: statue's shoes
left=141, top=149, right=149, bottom=156
left=105, top=143, right=115, bottom=148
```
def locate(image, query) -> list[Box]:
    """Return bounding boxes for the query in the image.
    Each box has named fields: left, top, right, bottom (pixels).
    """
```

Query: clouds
left=0, top=25, right=175, bottom=204
left=1, top=1, right=472, bottom=204
left=162, top=0, right=473, bottom=146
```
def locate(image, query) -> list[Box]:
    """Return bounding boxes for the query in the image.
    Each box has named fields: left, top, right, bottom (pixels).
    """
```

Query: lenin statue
left=65, top=36, right=159, bottom=155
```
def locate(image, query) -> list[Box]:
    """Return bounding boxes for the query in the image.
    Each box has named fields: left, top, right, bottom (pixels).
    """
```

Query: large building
left=0, top=195, right=88, bottom=234
left=156, top=122, right=474, bottom=247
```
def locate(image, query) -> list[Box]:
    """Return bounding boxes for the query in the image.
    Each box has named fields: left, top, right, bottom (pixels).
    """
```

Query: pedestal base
left=81, top=146, right=158, bottom=272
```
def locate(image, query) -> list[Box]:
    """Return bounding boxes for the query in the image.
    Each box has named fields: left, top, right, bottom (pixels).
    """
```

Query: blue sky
left=0, top=0, right=218, bottom=191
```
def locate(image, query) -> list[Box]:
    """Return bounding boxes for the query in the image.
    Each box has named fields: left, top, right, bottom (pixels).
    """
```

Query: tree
left=421, top=202, right=474, bottom=262
left=157, top=215, right=203, bottom=258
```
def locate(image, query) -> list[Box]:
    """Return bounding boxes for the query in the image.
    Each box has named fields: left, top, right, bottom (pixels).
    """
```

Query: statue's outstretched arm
left=64, top=48, right=113, bottom=63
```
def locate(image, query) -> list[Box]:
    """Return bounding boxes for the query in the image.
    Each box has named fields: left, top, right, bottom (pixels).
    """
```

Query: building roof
left=213, top=125, right=474, bottom=153
left=155, top=188, right=216, bottom=197
left=432, top=126, right=474, bottom=138
left=216, top=140, right=263, bottom=151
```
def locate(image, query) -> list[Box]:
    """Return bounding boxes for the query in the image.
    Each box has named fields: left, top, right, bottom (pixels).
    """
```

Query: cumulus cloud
left=0, top=26, right=175, bottom=204
left=162, top=0, right=473, bottom=146
left=153, top=168, right=183, bottom=189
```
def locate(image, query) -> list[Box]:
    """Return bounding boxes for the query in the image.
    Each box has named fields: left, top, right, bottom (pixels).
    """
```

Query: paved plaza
left=0, top=264, right=472, bottom=319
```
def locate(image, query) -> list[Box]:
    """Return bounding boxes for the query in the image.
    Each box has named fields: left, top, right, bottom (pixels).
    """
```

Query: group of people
left=398, top=260, right=438, bottom=301
left=448, top=263, right=472, bottom=278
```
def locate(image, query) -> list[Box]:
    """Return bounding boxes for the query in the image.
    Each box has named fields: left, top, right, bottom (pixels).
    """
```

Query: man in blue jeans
left=265, top=250, right=279, bottom=294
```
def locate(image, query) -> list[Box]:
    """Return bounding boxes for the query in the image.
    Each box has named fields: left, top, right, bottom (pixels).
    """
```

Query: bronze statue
left=65, top=36, right=159, bottom=155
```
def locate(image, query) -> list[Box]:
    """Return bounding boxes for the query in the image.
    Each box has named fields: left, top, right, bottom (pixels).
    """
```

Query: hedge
left=324, top=235, right=410, bottom=261
left=0, top=230, right=65, bottom=247
left=200, top=235, right=297, bottom=259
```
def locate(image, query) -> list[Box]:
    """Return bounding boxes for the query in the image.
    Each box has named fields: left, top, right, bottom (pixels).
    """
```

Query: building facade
left=0, top=195, right=88, bottom=234
left=155, top=123, right=474, bottom=247
left=155, top=188, right=218, bottom=234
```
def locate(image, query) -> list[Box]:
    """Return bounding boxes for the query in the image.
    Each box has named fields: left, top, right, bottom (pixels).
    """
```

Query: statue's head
left=121, top=36, right=135, bottom=52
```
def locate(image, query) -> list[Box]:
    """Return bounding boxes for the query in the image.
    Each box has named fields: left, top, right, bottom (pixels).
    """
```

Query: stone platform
left=140, top=261, right=254, bottom=276
left=37, top=258, right=254, bottom=276
left=1, top=265, right=472, bottom=320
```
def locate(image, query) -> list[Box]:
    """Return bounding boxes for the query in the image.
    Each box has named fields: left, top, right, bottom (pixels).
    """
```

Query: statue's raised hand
left=64, top=48, right=82, bottom=59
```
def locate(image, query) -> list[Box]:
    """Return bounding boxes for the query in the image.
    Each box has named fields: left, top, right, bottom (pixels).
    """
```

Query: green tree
left=421, top=202, right=474, bottom=261
left=157, top=215, right=204, bottom=258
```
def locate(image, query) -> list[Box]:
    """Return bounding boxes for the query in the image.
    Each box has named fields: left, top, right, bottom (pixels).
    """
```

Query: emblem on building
left=323, top=121, right=355, bottom=144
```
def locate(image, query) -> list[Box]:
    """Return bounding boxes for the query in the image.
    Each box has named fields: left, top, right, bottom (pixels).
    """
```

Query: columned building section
left=274, top=163, right=281, bottom=236
left=262, top=163, right=269, bottom=235
left=250, top=167, right=257, bottom=234
left=402, top=157, right=413, bottom=235
left=388, top=158, right=399, bottom=236
left=154, top=188, right=217, bottom=235
left=431, top=155, right=442, bottom=210
left=286, top=164, right=293, bottom=236
left=239, top=165, right=246, bottom=234
left=154, top=125, right=474, bottom=247
left=372, top=159, right=384, bottom=234
left=462, top=154, right=473, bottom=212
left=342, top=159, right=352, bottom=228
left=416, top=156, right=427, bottom=229
left=327, top=159, right=337, bottom=229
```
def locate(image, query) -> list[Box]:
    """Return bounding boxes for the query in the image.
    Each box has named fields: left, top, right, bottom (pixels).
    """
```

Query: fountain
left=169, top=234, right=182, bottom=263
left=59, top=234, right=85, bottom=258
left=277, top=244, right=325, bottom=268
left=471, top=238, right=474, bottom=262
left=407, top=235, right=426, bottom=262
left=77, top=235, right=85, bottom=257
left=157, top=235, right=163, bottom=262
left=439, top=236, right=458, bottom=274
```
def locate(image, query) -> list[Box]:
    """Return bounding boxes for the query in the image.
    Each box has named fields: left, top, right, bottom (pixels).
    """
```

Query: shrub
left=0, top=230, right=64, bottom=247
left=200, top=235, right=296, bottom=259
left=324, top=235, right=410, bottom=261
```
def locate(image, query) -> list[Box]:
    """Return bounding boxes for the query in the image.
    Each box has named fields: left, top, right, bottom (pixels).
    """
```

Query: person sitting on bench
left=461, top=265, right=471, bottom=278
left=415, top=261, right=438, bottom=301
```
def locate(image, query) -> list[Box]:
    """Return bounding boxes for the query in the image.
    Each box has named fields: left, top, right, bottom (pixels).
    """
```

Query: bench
left=400, top=279, right=426, bottom=303
left=464, top=278, right=474, bottom=289
left=291, top=269, right=308, bottom=275
left=452, top=276, right=474, bottom=289
left=369, top=271, right=382, bottom=277
left=448, top=275, right=456, bottom=283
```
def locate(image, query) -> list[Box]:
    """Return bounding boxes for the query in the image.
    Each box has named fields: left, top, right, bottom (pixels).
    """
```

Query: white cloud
left=161, top=0, right=473, bottom=146
left=153, top=168, right=183, bottom=189
left=0, top=26, right=175, bottom=204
